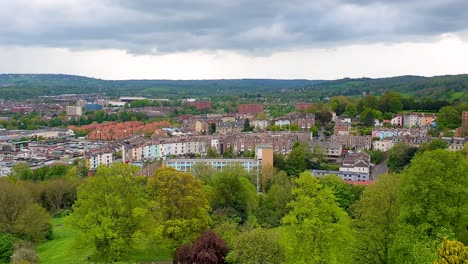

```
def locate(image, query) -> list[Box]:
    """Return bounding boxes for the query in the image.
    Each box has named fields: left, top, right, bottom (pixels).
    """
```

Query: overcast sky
left=1, top=0, right=468, bottom=80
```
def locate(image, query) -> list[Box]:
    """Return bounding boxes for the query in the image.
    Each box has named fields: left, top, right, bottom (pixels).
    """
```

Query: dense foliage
left=0, top=146, right=467, bottom=263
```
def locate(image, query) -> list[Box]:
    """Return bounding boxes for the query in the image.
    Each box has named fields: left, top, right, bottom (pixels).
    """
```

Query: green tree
left=285, top=142, right=309, bottom=177
left=387, top=142, right=417, bottom=173
left=418, top=139, right=449, bottom=153
left=256, top=172, right=292, bottom=227
left=370, top=149, right=384, bottom=164
left=226, top=229, right=285, bottom=264
left=330, top=96, right=349, bottom=116
left=223, top=146, right=235, bottom=158
left=380, top=92, right=403, bottom=113
left=437, top=106, right=461, bottom=130
left=351, top=174, right=400, bottom=264
left=361, top=107, right=376, bottom=126
left=191, top=162, right=217, bottom=185
left=363, top=95, right=380, bottom=109
left=398, top=150, right=468, bottom=242
left=41, top=178, right=78, bottom=214
left=67, top=163, right=147, bottom=261
left=9, top=163, right=32, bottom=181
left=281, top=172, right=354, bottom=263
left=320, top=175, right=364, bottom=213
left=206, top=147, right=220, bottom=158
left=344, top=103, right=358, bottom=118
left=242, top=119, right=254, bottom=132
left=0, top=180, right=51, bottom=242
left=0, top=234, right=18, bottom=263
left=147, top=167, right=212, bottom=252
left=211, top=164, right=258, bottom=223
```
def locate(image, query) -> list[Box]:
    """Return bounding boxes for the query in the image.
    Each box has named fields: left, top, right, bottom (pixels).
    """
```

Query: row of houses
left=391, top=113, right=436, bottom=128
left=372, top=128, right=428, bottom=139
left=373, top=137, right=466, bottom=152
left=120, top=132, right=311, bottom=163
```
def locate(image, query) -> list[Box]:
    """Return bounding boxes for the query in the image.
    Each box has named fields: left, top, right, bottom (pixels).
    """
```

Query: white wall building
left=88, top=153, right=113, bottom=169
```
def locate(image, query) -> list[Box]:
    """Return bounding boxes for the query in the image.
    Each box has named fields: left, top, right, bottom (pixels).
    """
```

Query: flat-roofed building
left=66, top=106, right=83, bottom=116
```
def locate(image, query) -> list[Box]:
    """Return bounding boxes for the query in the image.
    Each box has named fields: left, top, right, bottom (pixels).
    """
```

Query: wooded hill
left=0, top=73, right=467, bottom=101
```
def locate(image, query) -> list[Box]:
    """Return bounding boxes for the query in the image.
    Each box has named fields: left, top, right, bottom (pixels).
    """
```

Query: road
left=372, top=156, right=388, bottom=180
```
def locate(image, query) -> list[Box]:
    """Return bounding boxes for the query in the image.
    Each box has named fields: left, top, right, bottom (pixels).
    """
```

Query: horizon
left=1, top=72, right=467, bottom=82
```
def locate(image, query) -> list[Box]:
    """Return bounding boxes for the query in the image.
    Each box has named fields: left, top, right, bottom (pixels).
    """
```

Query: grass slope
left=37, top=217, right=171, bottom=264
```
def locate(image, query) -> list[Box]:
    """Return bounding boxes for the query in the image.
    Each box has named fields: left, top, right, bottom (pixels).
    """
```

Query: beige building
left=373, top=139, right=394, bottom=152
left=195, top=120, right=209, bottom=133
left=66, top=106, right=83, bottom=116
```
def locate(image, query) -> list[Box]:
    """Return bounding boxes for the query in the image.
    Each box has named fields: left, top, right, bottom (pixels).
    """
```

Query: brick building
left=238, top=104, right=264, bottom=114
left=296, top=103, right=313, bottom=112
left=188, top=101, right=212, bottom=110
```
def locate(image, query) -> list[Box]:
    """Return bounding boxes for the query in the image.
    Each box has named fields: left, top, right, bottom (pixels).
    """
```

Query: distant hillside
left=0, top=73, right=467, bottom=101
left=301, top=75, right=468, bottom=101
left=0, top=74, right=323, bottom=99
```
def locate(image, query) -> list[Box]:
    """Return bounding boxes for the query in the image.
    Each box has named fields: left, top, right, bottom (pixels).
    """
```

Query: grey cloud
left=0, top=0, right=467, bottom=54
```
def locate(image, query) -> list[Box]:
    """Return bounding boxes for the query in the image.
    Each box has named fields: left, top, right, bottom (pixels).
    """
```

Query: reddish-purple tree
left=174, top=230, right=228, bottom=264
left=173, top=244, right=193, bottom=264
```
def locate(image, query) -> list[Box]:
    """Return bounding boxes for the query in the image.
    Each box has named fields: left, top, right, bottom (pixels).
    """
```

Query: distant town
left=1, top=92, right=466, bottom=187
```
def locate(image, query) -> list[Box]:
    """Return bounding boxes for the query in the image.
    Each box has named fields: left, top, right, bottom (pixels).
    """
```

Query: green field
left=37, top=218, right=171, bottom=264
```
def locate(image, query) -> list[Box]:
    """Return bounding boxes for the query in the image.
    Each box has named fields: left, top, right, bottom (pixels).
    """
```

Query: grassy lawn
left=37, top=217, right=171, bottom=264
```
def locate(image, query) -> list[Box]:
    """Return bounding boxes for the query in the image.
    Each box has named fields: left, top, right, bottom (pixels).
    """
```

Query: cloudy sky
left=1, top=0, right=468, bottom=80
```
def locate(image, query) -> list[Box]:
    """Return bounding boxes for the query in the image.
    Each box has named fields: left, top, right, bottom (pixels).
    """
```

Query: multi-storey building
left=403, top=114, right=418, bottom=128
left=334, top=122, right=351, bottom=136
left=340, top=151, right=371, bottom=176
left=331, top=135, right=372, bottom=150
left=66, top=106, right=83, bottom=116
left=373, top=139, right=394, bottom=152
left=252, top=120, right=269, bottom=131
left=88, top=153, right=113, bottom=169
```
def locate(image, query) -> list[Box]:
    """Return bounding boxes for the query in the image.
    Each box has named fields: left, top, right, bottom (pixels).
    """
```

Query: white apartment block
left=88, top=153, right=113, bottom=169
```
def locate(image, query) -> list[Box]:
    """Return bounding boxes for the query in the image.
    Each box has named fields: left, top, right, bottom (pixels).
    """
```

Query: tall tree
left=351, top=174, right=400, bottom=264
left=147, top=167, right=212, bottom=251
left=256, top=171, right=292, bottom=227
left=285, top=142, right=309, bottom=177
left=68, top=163, right=147, bottom=262
left=242, top=118, right=253, bottom=132
left=211, top=164, right=258, bottom=223
left=437, top=106, right=461, bottom=130
left=330, top=96, right=349, bottom=116
left=362, top=95, right=380, bottom=110
left=380, top=92, right=403, bottom=113
left=0, top=180, right=51, bottom=242
left=398, top=150, right=468, bottom=241
left=281, top=172, right=354, bottom=263
left=344, top=103, right=358, bottom=118
left=390, top=150, right=468, bottom=263
left=320, top=175, right=364, bottom=213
